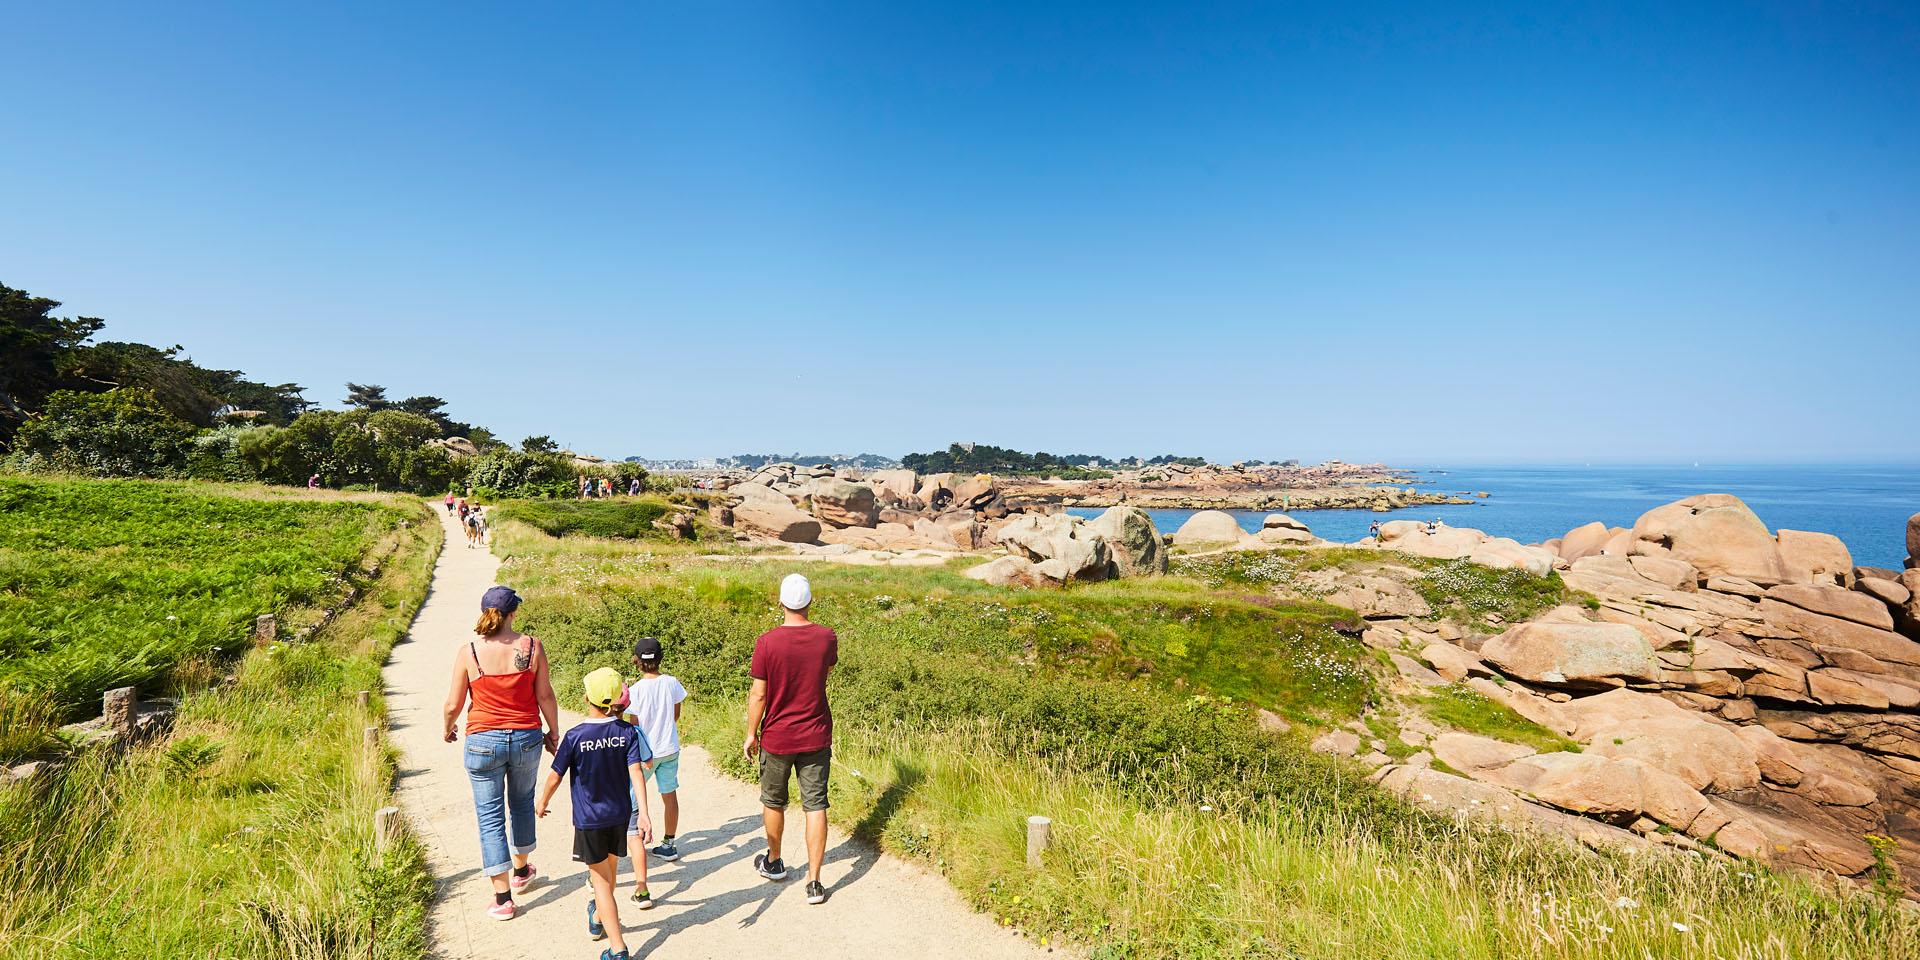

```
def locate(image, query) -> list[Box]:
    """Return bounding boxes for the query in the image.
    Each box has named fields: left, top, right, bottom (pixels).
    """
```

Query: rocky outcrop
left=997, top=513, right=1112, bottom=583
left=1365, top=494, right=1920, bottom=895
left=966, top=555, right=1052, bottom=588
left=1257, top=513, right=1314, bottom=544
left=733, top=499, right=821, bottom=543
left=1630, top=494, right=1792, bottom=586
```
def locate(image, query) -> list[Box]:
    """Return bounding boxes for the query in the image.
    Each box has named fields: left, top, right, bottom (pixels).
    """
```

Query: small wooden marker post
left=1026, top=815, right=1052, bottom=869
left=356, top=690, right=371, bottom=710
left=364, top=725, right=380, bottom=752
left=103, top=686, right=137, bottom=741
left=253, top=614, right=276, bottom=645
left=374, top=806, right=400, bottom=853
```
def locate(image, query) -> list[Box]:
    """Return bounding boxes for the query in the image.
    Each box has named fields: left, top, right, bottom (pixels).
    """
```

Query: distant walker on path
left=742, top=573, right=837, bottom=905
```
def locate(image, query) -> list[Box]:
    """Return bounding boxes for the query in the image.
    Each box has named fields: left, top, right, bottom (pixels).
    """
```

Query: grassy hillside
left=0, top=476, right=413, bottom=717
left=492, top=496, right=693, bottom=541
left=493, top=519, right=1918, bottom=960
left=0, top=478, right=437, bottom=959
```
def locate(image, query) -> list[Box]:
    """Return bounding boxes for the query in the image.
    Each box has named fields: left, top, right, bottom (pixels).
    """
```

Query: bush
left=465, top=450, right=575, bottom=499
left=184, top=427, right=255, bottom=482
left=7, top=389, right=196, bottom=477
left=495, top=498, right=675, bottom=539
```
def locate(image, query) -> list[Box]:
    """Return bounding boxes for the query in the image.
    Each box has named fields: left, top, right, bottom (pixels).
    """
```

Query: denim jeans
left=465, top=728, right=543, bottom=876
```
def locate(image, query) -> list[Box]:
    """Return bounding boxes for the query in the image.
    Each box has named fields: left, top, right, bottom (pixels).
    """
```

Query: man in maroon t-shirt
left=743, top=572, right=838, bottom=904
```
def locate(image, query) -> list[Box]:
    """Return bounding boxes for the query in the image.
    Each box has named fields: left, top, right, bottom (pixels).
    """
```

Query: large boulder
left=966, top=555, right=1053, bottom=588
left=1765, top=583, right=1895, bottom=631
left=1468, top=538, right=1556, bottom=577
left=916, top=473, right=957, bottom=510
left=867, top=469, right=919, bottom=501
left=913, top=515, right=982, bottom=551
left=1480, top=620, right=1659, bottom=688
left=733, top=500, right=821, bottom=543
left=1085, top=506, right=1168, bottom=576
left=1390, top=526, right=1487, bottom=560
left=1909, top=512, right=1920, bottom=568
left=951, top=475, right=998, bottom=511
left=1171, top=510, right=1248, bottom=546
left=1776, top=529, right=1853, bottom=587
left=1257, top=514, right=1314, bottom=544
left=1326, top=575, right=1433, bottom=619
left=1758, top=598, right=1920, bottom=667
left=809, top=479, right=880, bottom=528
left=996, top=513, right=1111, bottom=582
left=1630, top=494, right=1792, bottom=586
left=1558, top=522, right=1613, bottom=562
left=730, top=481, right=794, bottom=508
left=1585, top=715, right=1761, bottom=793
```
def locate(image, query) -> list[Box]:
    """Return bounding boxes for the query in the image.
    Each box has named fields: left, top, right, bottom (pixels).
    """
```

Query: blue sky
left=3, top=2, right=1916, bottom=463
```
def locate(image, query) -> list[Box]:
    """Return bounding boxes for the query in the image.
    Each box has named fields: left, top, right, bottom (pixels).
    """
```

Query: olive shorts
left=759, top=747, right=831, bottom=812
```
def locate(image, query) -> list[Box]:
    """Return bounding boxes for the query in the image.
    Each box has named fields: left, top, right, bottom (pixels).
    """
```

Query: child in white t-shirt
left=616, top=636, right=688, bottom=908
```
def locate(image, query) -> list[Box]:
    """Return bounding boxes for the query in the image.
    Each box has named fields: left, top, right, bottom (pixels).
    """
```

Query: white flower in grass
left=166, top=615, right=178, bottom=621
left=1612, top=896, right=1638, bottom=910
left=1672, top=922, right=1689, bottom=933
left=1198, top=805, right=1212, bottom=812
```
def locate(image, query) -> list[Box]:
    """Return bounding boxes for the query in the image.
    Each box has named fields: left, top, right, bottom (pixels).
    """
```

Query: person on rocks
left=443, top=586, right=560, bottom=921
left=742, top=573, right=837, bottom=905
left=536, top=668, right=652, bottom=960
left=1368, top=520, right=1381, bottom=541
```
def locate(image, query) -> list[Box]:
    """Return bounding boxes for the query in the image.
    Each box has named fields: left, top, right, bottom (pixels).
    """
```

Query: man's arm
left=741, top=677, right=768, bottom=761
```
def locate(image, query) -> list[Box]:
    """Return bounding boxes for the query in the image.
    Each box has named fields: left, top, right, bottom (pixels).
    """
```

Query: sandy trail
left=386, top=505, right=1043, bottom=959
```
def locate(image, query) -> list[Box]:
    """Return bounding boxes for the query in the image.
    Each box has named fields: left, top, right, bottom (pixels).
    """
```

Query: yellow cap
left=583, top=667, right=625, bottom=709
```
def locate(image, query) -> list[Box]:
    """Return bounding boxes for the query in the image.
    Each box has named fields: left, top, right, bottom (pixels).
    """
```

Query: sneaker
left=599, top=951, right=629, bottom=960
left=753, top=853, right=787, bottom=881
left=587, top=899, right=605, bottom=940
left=487, top=898, right=515, bottom=921
left=631, top=886, right=655, bottom=910
left=806, top=880, right=829, bottom=905
left=650, top=840, right=681, bottom=862
left=510, top=863, right=537, bottom=892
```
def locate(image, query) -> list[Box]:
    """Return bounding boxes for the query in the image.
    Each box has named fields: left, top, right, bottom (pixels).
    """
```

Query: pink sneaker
left=510, top=864, right=538, bottom=892
left=488, top=899, right=516, bottom=921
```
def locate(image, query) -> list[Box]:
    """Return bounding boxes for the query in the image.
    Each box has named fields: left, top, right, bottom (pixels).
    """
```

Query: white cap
left=779, top=573, right=812, bottom=611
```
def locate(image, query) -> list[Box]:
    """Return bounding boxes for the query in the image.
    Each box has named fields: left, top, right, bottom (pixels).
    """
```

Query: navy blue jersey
left=551, top=717, right=653, bottom=829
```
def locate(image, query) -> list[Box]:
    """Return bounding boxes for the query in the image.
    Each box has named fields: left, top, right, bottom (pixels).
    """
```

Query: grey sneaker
left=806, top=880, right=828, bottom=905
left=650, top=840, right=680, bottom=861
left=754, top=853, right=787, bottom=881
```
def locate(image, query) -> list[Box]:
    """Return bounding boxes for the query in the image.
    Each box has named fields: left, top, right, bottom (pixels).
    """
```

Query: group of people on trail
left=447, top=493, right=490, bottom=547
left=443, top=573, right=836, bottom=960
left=579, top=476, right=643, bottom=499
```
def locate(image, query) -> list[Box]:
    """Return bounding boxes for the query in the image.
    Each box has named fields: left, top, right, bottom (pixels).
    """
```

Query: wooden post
left=356, top=690, right=371, bottom=709
left=253, top=614, right=276, bottom=644
left=103, top=686, right=137, bottom=740
left=1026, top=815, right=1051, bottom=869
left=375, top=806, right=400, bottom=852
left=364, top=725, right=379, bottom=752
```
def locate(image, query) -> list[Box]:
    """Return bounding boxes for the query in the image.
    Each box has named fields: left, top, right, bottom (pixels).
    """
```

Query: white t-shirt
left=621, top=674, right=687, bottom=757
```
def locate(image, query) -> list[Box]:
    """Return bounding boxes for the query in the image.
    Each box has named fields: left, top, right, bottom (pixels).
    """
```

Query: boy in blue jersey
left=537, top=667, right=654, bottom=960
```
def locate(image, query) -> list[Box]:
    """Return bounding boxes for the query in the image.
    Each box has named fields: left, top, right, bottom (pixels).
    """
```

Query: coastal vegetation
left=493, top=516, right=1917, bottom=960
left=0, top=477, right=438, bottom=958
left=493, top=496, right=691, bottom=541
left=1173, top=548, right=1577, bottom=625
left=901, top=442, right=1203, bottom=478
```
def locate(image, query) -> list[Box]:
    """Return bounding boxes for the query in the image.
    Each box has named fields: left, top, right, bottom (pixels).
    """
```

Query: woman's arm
left=443, top=650, right=470, bottom=742
left=533, top=640, right=560, bottom=752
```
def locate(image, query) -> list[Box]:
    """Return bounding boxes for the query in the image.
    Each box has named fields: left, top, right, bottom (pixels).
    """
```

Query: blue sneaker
left=599, top=950, right=629, bottom=960
left=587, top=899, right=605, bottom=941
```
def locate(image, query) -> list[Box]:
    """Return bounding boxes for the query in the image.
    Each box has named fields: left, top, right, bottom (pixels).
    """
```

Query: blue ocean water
left=1065, top=464, right=1920, bottom=570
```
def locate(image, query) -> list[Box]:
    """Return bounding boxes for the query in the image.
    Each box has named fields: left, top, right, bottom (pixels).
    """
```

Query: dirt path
left=386, top=505, right=1044, bottom=959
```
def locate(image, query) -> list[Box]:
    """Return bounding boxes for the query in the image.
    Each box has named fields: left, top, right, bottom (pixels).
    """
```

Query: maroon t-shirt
left=750, top=623, right=838, bottom=755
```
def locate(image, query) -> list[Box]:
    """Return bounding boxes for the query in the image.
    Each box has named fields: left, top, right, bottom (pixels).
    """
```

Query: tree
left=343, top=383, right=391, bottom=411
left=8, top=388, right=196, bottom=477
left=520, top=435, right=558, bottom=454
left=0, top=282, right=104, bottom=447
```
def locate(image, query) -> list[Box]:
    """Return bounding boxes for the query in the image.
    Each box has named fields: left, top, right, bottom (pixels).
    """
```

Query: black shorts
left=573, top=826, right=628, bottom=865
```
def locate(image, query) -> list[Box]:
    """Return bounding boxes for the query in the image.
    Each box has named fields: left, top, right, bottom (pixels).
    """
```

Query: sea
left=1065, top=464, right=1920, bottom=570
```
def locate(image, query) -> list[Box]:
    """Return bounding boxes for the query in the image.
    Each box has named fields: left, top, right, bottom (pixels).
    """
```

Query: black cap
left=633, top=636, right=662, bottom=662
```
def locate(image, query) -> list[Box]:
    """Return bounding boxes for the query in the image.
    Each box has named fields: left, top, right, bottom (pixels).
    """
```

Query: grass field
left=0, top=477, right=438, bottom=959
left=0, top=476, right=414, bottom=720
left=492, top=519, right=1919, bottom=960
left=492, top=496, right=692, bottom=541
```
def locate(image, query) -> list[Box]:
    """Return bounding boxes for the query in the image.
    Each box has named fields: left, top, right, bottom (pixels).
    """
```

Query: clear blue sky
left=4, top=2, right=1916, bottom=463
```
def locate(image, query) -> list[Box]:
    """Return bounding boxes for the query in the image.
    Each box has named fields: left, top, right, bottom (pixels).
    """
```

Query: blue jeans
left=465, top=728, right=543, bottom=876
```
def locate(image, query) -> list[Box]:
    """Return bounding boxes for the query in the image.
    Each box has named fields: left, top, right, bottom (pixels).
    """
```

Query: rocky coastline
left=1001, top=460, right=1476, bottom=511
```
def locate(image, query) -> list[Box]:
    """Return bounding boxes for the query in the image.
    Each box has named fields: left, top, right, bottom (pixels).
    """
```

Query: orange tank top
left=466, top=636, right=542, bottom=734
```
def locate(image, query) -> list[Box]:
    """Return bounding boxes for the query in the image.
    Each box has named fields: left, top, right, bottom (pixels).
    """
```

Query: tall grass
left=0, top=481, right=439, bottom=959
left=497, top=518, right=1918, bottom=959
left=0, top=476, right=410, bottom=712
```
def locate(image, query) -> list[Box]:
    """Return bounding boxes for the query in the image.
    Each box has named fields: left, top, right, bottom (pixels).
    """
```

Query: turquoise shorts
left=646, top=751, right=680, bottom=795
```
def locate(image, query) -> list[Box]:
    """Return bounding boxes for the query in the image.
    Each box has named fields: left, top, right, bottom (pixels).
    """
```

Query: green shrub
left=495, top=498, right=675, bottom=539
left=185, top=427, right=256, bottom=482
left=1416, top=559, right=1570, bottom=623
left=7, top=388, right=195, bottom=478
left=465, top=450, right=575, bottom=499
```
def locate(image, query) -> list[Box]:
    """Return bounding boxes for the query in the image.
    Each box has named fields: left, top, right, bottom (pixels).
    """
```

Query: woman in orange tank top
left=443, top=585, right=559, bottom=921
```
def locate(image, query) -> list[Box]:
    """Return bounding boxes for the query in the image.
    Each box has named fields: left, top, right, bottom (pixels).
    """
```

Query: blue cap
left=480, top=586, right=521, bottom=612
